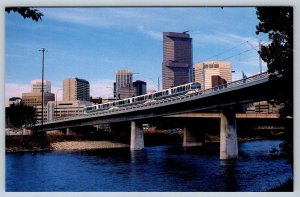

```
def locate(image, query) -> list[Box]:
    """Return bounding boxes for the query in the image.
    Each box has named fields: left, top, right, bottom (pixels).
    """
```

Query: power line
left=198, top=38, right=257, bottom=62
left=221, top=41, right=270, bottom=61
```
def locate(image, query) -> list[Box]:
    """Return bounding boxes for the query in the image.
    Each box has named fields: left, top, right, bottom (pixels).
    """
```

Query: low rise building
left=36, top=100, right=93, bottom=121
left=22, top=92, right=55, bottom=107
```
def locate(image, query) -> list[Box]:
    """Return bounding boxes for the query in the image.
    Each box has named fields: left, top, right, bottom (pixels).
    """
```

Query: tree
left=6, top=102, right=37, bottom=128
left=256, top=7, right=293, bottom=163
left=256, top=7, right=293, bottom=118
left=5, top=7, right=43, bottom=22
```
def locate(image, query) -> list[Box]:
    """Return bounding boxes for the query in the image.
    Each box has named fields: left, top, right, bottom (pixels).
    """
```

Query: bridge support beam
left=183, top=126, right=203, bottom=147
left=220, top=108, right=238, bottom=160
left=66, top=128, right=75, bottom=135
left=183, top=125, right=204, bottom=147
left=22, top=128, right=33, bottom=135
left=130, top=121, right=144, bottom=151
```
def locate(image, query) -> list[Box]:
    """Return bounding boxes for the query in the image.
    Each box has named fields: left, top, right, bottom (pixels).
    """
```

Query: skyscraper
left=162, top=32, right=193, bottom=89
left=115, top=70, right=133, bottom=99
left=194, top=61, right=232, bottom=89
left=63, top=77, right=90, bottom=101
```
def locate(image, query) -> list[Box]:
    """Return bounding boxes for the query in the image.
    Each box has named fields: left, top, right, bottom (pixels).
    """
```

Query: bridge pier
left=130, top=121, right=144, bottom=151
left=66, top=128, right=75, bottom=135
left=220, top=108, right=238, bottom=160
left=22, top=128, right=33, bottom=135
left=183, top=126, right=203, bottom=147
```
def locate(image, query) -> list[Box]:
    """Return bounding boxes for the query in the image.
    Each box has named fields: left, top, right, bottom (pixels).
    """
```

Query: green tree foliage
left=6, top=103, right=37, bottom=128
left=256, top=7, right=293, bottom=118
left=256, top=7, right=293, bottom=164
left=5, top=7, right=43, bottom=22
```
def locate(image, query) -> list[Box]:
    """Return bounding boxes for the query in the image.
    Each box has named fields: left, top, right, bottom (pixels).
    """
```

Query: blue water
left=6, top=140, right=292, bottom=192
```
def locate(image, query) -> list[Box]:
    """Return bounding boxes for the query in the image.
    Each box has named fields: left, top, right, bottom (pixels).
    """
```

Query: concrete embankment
left=51, top=141, right=129, bottom=151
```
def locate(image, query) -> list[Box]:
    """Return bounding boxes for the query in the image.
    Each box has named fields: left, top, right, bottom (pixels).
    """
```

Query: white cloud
left=5, top=83, right=31, bottom=105
left=42, top=8, right=165, bottom=30
left=89, top=79, right=115, bottom=99
left=42, top=8, right=115, bottom=28
left=137, top=25, right=162, bottom=41
left=193, top=31, right=254, bottom=46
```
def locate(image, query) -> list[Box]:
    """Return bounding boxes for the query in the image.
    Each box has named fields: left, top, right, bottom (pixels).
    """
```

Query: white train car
left=84, top=82, right=201, bottom=114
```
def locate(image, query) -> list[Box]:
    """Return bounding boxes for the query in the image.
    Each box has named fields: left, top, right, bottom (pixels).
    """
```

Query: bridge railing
left=41, top=72, right=269, bottom=124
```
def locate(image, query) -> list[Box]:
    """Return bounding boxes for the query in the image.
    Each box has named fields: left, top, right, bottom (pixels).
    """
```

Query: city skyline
left=5, top=7, right=268, bottom=105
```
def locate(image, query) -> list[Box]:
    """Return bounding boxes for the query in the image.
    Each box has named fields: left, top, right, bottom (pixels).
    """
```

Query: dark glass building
left=162, top=32, right=193, bottom=89
left=133, top=80, right=147, bottom=96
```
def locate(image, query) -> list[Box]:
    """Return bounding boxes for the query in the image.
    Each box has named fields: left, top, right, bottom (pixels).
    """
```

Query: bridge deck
left=165, top=113, right=280, bottom=118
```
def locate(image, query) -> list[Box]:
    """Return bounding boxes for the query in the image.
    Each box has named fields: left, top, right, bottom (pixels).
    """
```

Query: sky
left=5, top=7, right=269, bottom=104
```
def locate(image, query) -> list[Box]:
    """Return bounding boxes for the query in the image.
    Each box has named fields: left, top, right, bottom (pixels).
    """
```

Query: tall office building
left=115, top=70, right=133, bottom=99
left=63, top=78, right=90, bottom=101
left=133, top=80, right=147, bottom=96
left=31, top=80, right=51, bottom=93
left=162, top=32, right=193, bottom=89
left=194, top=61, right=232, bottom=89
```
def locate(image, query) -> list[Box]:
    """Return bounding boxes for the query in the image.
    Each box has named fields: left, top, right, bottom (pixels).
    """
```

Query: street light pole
left=39, top=48, right=47, bottom=134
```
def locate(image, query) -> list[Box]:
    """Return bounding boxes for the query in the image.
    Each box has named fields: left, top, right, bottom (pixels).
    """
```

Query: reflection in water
left=130, top=150, right=148, bottom=164
left=6, top=140, right=292, bottom=192
left=220, top=160, right=239, bottom=191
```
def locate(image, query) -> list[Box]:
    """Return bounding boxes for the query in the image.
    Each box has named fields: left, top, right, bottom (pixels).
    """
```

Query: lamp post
left=149, top=76, right=160, bottom=92
left=39, top=48, right=47, bottom=134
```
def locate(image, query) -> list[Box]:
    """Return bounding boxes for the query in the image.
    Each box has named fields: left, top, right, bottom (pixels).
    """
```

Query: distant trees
left=6, top=103, right=37, bottom=128
left=5, top=7, right=43, bottom=22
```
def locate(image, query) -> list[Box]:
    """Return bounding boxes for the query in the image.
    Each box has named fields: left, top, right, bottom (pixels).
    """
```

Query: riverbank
left=5, top=130, right=284, bottom=152
left=5, top=134, right=129, bottom=152
left=51, top=141, right=129, bottom=151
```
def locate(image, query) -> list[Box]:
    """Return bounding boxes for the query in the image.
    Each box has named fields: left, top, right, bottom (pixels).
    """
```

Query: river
left=6, top=140, right=292, bottom=192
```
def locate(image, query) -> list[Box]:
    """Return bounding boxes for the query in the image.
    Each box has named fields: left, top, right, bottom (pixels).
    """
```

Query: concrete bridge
left=28, top=72, right=282, bottom=159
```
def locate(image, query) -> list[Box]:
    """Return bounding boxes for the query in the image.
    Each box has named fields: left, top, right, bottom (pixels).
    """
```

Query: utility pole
left=39, top=48, right=47, bottom=134
left=246, top=40, right=262, bottom=74
left=258, top=40, right=262, bottom=74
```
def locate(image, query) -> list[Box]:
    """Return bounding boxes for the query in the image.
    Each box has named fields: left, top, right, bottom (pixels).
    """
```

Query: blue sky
left=5, top=7, right=268, bottom=103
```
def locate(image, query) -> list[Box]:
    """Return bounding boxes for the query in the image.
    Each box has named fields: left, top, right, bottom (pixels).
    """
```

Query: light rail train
left=84, top=82, right=201, bottom=114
